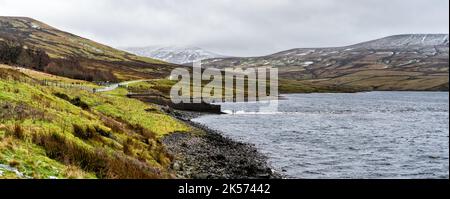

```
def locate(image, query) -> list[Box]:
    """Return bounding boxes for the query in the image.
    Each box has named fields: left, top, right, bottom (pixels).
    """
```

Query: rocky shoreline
left=162, top=109, right=281, bottom=179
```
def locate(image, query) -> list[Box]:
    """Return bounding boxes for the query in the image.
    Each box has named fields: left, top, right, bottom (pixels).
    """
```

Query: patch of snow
left=282, top=51, right=297, bottom=56
left=399, top=59, right=420, bottom=66
left=92, top=47, right=104, bottom=53
left=375, top=52, right=394, bottom=56
left=79, top=42, right=104, bottom=54
left=31, top=23, right=41, bottom=29
left=210, top=59, right=223, bottom=62
left=262, top=61, right=271, bottom=65
left=295, top=50, right=314, bottom=56
left=354, top=34, right=449, bottom=49
left=302, top=61, right=314, bottom=66
left=421, top=35, right=428, bottom=44
left=297, top=52, right=309, bottom=56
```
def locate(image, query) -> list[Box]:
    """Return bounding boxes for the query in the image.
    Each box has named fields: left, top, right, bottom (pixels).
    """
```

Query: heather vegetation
left=0, top=17, right=177, bottom=82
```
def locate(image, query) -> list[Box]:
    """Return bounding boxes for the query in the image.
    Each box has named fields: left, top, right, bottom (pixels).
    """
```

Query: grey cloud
left=0, top=0, right=448, bottom=56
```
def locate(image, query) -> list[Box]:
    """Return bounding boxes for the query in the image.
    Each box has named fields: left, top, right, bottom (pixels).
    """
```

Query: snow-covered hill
left=199, top=34, right=448, bottom=91
left=123, top=46, right=225, bottom=64
left=201, top=34, right=449, bottom=68
left=350, top=34, right=449, bottom=49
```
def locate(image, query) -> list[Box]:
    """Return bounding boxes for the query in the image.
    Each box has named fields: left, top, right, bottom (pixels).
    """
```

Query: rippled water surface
left=192, top=92, right=449, bottom=179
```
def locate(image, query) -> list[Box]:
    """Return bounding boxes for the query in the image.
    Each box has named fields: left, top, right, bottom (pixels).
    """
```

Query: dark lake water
left=192, top=92, right=449, bottom=179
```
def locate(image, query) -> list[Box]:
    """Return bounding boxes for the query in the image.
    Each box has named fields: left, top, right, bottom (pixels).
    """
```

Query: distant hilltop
left=123, top=46, right=226, bottom=64
left=200, top=34, right=449, bottom=92
left=349, top=34, right=449, bottom=49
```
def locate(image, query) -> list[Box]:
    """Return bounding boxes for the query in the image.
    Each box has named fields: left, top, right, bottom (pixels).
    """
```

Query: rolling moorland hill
left=2, top=16, right=446, bottom=93
left=0, top=16, right=177, bottom=82
left=201, top=34, right=449, bottom=92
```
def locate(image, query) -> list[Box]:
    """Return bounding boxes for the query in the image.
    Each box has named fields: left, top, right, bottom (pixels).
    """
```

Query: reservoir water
left=192, top=92, right=449, bottom=179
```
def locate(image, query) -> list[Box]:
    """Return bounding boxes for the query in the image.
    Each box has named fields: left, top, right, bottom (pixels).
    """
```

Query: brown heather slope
left=0, top=16, right=178, bottom=82
left=202, top=34, right=449, bottom=92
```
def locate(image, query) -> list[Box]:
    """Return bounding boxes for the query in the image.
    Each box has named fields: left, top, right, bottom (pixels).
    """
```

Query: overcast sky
left=1, top=0, right=448, bottom=56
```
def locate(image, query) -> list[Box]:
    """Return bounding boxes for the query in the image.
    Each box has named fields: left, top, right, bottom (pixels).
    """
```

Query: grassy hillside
left=0, top=64, right=190, bottom=179
left=0, top=16, right=177, bottom=82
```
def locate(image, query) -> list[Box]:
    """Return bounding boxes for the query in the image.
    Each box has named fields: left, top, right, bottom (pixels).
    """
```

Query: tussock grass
left=0, top=66, right=188, bottom=179
left=32, top=132, right=165, bottom=179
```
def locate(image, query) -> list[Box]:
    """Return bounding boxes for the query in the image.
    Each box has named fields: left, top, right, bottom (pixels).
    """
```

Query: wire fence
left=39, top=79, right=96, bottom=93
